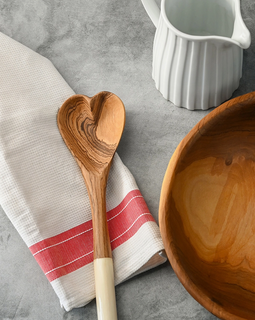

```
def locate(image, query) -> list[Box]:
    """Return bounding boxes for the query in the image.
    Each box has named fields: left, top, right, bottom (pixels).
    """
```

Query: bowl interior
left=159, top=94, right=255, bottom=320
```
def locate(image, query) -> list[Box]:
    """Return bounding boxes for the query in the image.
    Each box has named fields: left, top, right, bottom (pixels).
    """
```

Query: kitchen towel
left=0, top=32, right=166, bottom=311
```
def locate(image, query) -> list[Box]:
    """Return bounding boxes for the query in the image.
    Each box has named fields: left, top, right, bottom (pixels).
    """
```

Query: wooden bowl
left=159, top=92, right=255, bottom=320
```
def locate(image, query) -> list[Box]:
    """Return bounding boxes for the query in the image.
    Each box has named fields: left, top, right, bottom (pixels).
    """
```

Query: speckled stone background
left=0, top=0, right=255, bottom=319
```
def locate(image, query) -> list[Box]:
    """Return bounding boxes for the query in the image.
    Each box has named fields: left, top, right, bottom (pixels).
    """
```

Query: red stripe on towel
left=29, top=189, right=155, bottom=282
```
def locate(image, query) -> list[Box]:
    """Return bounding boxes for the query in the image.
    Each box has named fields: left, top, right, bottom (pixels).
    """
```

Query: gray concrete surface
left=0, top=0, right=255, bottom=319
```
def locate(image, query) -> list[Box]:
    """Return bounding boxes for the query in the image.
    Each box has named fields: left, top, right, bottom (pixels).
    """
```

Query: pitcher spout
left=231, top=6, right=251, bottom=49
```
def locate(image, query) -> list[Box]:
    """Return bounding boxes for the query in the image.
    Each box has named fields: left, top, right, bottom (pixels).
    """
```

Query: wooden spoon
left=57, top=91, right=125, bottom=320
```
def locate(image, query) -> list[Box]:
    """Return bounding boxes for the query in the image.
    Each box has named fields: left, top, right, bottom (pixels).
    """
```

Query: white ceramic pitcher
left=141, top=0, right=251, bottom=110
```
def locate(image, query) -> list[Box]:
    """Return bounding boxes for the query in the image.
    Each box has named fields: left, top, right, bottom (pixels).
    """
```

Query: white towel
left=0, top=32, right=166, bottom=311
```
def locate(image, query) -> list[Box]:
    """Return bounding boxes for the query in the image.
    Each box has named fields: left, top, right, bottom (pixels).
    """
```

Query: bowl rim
left=159, top=91, right=255, bottom=320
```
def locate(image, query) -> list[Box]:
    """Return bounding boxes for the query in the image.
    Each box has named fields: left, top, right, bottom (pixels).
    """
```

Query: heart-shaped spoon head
left=57, top=91, right=125, bottom=176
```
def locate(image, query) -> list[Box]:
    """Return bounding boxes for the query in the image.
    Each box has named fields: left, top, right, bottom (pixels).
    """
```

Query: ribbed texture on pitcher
left=152, top=16, right=243, bottom=110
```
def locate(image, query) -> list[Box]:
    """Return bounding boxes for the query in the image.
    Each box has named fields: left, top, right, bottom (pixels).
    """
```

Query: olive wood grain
left=57, top=92, right=125, bottom=259
left=159, top=92, right=255, bottom=320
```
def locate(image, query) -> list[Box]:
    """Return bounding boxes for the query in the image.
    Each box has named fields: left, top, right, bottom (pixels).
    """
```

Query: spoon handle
left=94, top=258, right=117, bottom=320
left=81, top=166, right=118, bottom=320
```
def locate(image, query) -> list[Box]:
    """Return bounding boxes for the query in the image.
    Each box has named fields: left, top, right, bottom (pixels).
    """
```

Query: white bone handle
left=94, top=258, right=117, bottom=320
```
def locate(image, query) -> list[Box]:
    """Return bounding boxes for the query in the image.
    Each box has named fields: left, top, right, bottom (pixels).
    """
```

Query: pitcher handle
left=141, top=0, right=160, bottom=28
left=231, top=13, right=251, bottom=49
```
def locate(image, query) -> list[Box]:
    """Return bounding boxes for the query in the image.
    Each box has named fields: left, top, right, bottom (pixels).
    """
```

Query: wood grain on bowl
left=159, top=92, right=255, bottom=320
